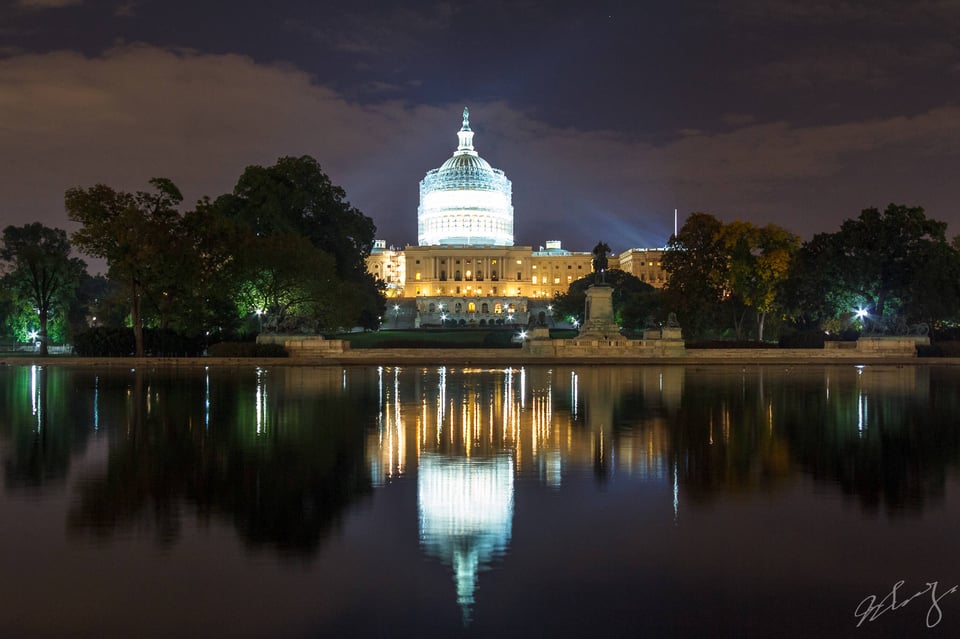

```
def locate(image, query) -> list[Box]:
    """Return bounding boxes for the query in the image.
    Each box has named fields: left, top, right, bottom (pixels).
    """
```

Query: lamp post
left=255, top=308, right=264, bottom=333
left=393, top=304, right=400, bottom=327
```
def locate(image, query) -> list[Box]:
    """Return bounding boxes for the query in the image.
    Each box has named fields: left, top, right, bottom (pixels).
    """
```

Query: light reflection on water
left=0, top=364, right=958, bottom=637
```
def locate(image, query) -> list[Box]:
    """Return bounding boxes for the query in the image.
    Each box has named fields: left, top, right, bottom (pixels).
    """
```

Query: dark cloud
left=16, top=0, right=82, bottom=8
left=2, top=44, right=958, bottom=255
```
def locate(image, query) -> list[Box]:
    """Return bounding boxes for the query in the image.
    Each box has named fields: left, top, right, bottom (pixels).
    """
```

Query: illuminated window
left=554, top=277, right=560, bottom=284
left=468, top=302, right=476, bottom=313
left=466, top=270, right=472, bottom=278
left=532, top=265, right=537, bottom=270
left=516, top=260, right=522, bottom=265
left=494, top=303, right=502, bottom=314
left=567, top=275, right=572, bottom=282
left=532, top=275, right=538, bottom=284
left=415, top=272, right=421, bottom=281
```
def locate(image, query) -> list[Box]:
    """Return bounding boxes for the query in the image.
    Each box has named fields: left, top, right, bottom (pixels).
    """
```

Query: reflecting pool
left=1, top=364, right=959, bottom=637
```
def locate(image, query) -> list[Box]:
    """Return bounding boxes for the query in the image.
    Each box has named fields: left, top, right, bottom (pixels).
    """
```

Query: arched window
left=467, top=302, right=476, bottom=313
left=428, top=303, right=436, bottom=313
left=494, top=303, right=503, bottom=314
left=455, top=303, right=462, bottom=313
left=455, top=270, right=462, bottom=281
left=481, top=303, right=489, bottom=313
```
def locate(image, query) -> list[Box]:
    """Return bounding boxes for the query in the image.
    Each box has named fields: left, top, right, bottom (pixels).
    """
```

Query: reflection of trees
left=663, top=368, right=793, bottom=502
left=67, top=368, right=376, bottom=556
left=0, top=366, right=95, bottom=492
left=776, top=366, right=960, bottom=514
left=655, top=366, right=960, bottom=514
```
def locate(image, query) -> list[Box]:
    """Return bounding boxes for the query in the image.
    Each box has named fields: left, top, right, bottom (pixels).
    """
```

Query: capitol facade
left=366, top=108, right=668, bottom=328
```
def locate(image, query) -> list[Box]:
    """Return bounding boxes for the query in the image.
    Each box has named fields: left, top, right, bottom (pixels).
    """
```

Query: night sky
left=2, top=0, right=959, bottom=254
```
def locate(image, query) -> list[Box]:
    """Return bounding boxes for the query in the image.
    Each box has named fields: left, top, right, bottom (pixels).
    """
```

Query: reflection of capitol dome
left=417, top=453, right=514, bottom=624
left=418, top=108, right=514, bottom=246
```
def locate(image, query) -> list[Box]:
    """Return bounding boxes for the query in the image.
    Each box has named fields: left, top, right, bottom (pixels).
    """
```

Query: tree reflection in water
left=1, top=363, right=958, bottom=560
left=62, top=367, right=378, bottom=555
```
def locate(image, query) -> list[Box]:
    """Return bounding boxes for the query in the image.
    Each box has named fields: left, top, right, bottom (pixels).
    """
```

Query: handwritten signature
left=855, top=580, right=958, bottom=628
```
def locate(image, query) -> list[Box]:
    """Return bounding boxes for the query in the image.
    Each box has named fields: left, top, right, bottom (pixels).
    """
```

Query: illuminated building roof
left=418, top=108, right=514, bottom=246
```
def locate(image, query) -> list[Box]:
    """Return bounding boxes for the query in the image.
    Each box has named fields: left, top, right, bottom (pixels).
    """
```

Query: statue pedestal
left=661, top=327, right=683, bottom=341
left=578, top=285, right=619, bottom=338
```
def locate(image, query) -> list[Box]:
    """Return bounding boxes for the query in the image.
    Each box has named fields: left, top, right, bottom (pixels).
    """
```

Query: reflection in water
left=57, top=367, right=377, bottom=553
left=368, top=365, right=680, bottom=621
left=2, top=364, right=960, bottom=633
left=418, top=453, right=514, bottom=625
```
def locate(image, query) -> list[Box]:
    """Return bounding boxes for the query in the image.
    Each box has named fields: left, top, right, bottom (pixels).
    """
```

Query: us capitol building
left=365, top=108, right=668, bottom=327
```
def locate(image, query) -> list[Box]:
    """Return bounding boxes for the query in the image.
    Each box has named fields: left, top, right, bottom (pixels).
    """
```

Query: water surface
left=1, top=364, right=958, bottom=638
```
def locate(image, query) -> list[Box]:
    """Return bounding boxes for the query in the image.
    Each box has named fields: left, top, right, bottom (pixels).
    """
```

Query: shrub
left=73, top=328, right=206, bottom=356
left=73, top=327, right=135, bottom=356
left=207, top=342, right=288, bottom=357
left=778, top=330, right=826, bottom=349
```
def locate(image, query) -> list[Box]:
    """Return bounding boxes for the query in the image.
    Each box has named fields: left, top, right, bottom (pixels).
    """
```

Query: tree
left=835, top=204, right=947, bottom=320
left=225, top=156, right=376, bottom=278
left=1, top=223, right=86, bottom=355
left=552, top=269, right=658, bottom=331
left=215, top=156, right=384, bottom=331
left=719, top=222, right=799, bottom=341
left=662, top=213, right=728, bottom=338
left=784, top=204, right=957, bottom=335
left=782, top=232, right=855, bottom=329
left=67, top=178, right=185, bottom=357
left=237, top=234, right=343, bottom=333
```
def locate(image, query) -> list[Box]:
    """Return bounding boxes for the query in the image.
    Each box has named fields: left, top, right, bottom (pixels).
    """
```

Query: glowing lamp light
left=27, top=330, right=39, bottom=341
left=855, top=308, right=868, bottom=319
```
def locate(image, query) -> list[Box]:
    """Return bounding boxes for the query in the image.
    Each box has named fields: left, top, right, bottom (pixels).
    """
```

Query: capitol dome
left=418, top=108, right=514, bottom=246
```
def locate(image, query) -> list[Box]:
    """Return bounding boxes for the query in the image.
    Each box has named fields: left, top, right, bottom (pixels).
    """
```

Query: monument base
left=578, top=285, right=619, bottom=339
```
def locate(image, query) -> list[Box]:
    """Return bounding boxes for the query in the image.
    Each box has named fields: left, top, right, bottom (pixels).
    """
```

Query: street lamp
left=255, top=308, right=264, bottom=333
left=393, top=304, right=400, bottom=326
